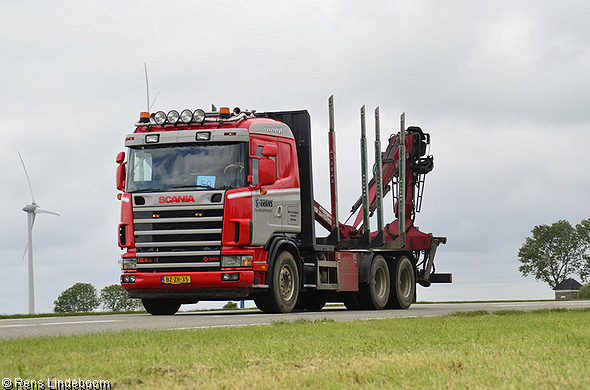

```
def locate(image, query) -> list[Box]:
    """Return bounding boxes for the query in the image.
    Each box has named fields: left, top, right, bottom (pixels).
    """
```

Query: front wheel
left=255, top=251, right=299, bottom=313
left=142, top=298, right=181, bottom=315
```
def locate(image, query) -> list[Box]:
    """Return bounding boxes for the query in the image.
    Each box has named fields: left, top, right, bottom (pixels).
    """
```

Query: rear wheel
left=387, top=256, right=415, bottom=309
left=255, top=251, right=299, bottom=313
left=358, top=255, right=390, bottom=310
left=342, top=292, right=362, bottom=310
left=142, top=298, right=181, bottom=315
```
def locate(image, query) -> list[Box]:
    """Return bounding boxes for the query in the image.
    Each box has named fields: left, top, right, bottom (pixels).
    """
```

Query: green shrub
left=100, top=284, right=142, bottom=311
left=222, top=301, right=238, bottom=310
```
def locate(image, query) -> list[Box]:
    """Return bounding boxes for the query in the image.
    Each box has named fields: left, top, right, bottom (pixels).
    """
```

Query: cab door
left=250, top=136, right=282, bottom=245
left=277, top=140, right=301, bottom=232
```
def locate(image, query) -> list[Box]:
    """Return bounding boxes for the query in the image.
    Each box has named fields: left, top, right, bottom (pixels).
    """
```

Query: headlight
left=119, top=258, right=137, bottom=270
left=122, top=274, right=136, bottom=283
left=154, top=111, right=167, bottom=125
left=167, top=110, right=180, bottom=124
left=145, top=134, right=159, bottom=143
left=196, top=131, right=211, bottom=141
left=221, top=273, right=240, bottom=281
left=193, top=109, right=206, bottom=123
left=180, top=109, right=193, bottom=123
left=221, top=255, right=253, bottom=268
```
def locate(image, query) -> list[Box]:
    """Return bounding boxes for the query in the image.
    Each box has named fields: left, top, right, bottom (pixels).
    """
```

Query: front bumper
left=121, top=270, right=255, bottom=300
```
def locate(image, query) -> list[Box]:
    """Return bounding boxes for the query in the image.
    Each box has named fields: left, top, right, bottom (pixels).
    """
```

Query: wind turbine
left=18, top=152, right=59, bottom=314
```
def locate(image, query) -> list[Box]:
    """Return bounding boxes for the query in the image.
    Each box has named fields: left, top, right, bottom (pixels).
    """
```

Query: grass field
left=1, top=308, right=589, bottom=389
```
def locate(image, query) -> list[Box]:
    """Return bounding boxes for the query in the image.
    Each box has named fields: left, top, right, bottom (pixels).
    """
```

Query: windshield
left=127, top=143, right=247, bottom=192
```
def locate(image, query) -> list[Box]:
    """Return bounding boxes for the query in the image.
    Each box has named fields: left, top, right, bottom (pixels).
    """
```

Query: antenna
left=150, top=92, right=159, bottom=111
left=144, top=63, right=159, bottom=111
left=144, top=62, right=150, bottom=112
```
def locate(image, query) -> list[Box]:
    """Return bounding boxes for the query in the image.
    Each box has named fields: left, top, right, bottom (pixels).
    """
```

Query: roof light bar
left=140, top=106, right=247, bottom=126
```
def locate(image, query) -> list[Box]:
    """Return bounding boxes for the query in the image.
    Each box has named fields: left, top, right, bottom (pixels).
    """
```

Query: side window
left=250, top=139, right=277, bottom=186
left=278, top=141, right=292, bottom=180
left=251, top=145, right=263, bottom=185
left=133, top=150, right=153, bottom=182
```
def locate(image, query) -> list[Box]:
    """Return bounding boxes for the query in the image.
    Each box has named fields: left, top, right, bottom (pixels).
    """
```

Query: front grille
left=133, top=204, right=223, bottom=272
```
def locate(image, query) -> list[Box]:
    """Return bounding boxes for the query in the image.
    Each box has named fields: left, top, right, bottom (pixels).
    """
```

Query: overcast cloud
left=1, top=0, right=589, bottom=314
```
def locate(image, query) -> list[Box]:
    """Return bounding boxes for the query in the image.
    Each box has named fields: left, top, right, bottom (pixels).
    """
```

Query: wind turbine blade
left=21, top=243, right=29, bottom=261
left=35, top=208, right=60, bottom=216
left=17, top=151, right=36, bottom=203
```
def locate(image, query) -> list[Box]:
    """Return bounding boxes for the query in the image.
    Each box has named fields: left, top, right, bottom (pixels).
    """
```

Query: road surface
left=2, top=300, right=589, bottom=339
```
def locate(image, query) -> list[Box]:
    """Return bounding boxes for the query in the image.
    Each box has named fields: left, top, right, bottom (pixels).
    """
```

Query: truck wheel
left=342, top=292, right=362, bottom=310
left=255, top=251, right=299, bottom=313
left=254, top=295, right=275, bottom=313
left=359, top=255, right=390, bottom=310
left=301, top=293, right=326, bottom=311
left=387, top=256, right=415, bottom=309
left=142, top=298, right=181, bottom=315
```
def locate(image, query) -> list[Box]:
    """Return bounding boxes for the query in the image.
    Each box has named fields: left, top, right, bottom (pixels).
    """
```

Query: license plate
left=162, top=275, right=191, bottom=284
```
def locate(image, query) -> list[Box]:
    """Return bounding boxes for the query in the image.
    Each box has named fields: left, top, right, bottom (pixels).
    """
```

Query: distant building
left=553, top=278, right=583, bottom=299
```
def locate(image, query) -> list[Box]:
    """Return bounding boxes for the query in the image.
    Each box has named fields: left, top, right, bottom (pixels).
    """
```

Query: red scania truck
left=116, top=97, right=451, bottom=315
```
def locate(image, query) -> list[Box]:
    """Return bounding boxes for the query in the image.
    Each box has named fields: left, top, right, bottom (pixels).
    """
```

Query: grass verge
left=1, top=308, right=589, bottom=389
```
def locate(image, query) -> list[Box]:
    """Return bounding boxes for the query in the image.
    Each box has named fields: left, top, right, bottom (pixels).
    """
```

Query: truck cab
left=117, top=108, right=302, bottom=314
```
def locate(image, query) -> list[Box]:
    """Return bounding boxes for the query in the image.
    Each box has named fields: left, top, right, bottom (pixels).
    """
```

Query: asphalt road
left=2, top=300, right=590, bottom=340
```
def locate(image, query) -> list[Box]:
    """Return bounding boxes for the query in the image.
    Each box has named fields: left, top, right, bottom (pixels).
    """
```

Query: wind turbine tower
left=18, top=152, right=59, bottom=315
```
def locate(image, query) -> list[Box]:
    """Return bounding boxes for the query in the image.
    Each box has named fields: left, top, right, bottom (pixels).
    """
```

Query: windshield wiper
left=132, top=189, right=166, bottom=193
left=170, top=184, right=215, bottom=190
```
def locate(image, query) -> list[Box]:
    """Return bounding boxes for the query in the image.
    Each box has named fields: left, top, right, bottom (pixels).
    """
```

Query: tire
left=254, top=295, right=275, bottom=313
left=387, top=256, right=416, bottom=309
left=301, top=293, right=326, bottom=312
left=342, top=292, right=362, bottom=310
left=142, top=298, right=181, bottom=315
left=358, top=255, right=390, bottom=310
left=256, top=251, right=300, bottom=313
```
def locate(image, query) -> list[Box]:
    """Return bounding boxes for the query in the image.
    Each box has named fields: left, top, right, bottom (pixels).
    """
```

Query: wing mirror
left=257, top=144, right=277, bottom=186
left=116, top=151, right=126, bottom=191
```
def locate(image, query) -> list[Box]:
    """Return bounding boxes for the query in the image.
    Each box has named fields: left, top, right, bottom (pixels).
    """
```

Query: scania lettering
left=116, top=98, right=451, bottom=315
left=159, top=195, right=196, bottom=203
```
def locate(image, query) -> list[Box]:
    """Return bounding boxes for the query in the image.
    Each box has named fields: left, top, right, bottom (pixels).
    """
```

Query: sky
left=1, top=0, right=589, bottom=314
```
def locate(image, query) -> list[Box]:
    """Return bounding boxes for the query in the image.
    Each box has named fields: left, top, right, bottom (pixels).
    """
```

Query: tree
left=100, top=284, right=142, bottom=312
left=578, top=283, right=590, bottom=299
left=54, top=283, right=100, bottom=313
left=574, top=218, right=590, bottom=280
left=518, top=220, right=587, bottom=289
